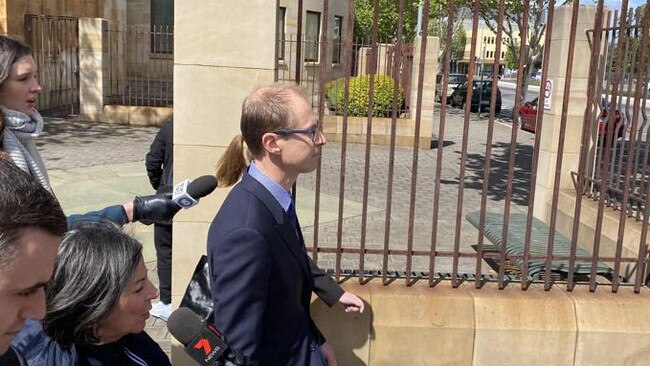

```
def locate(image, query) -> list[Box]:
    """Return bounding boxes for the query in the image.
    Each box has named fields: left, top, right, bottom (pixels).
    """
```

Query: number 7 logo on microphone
left=194, top=338, right=212, bottom=356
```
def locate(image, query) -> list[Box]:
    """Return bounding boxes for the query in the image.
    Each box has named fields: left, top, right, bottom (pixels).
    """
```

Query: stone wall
left=0, top=0, right=124, bottom=38
left=312, top=280, right=650, bottom=365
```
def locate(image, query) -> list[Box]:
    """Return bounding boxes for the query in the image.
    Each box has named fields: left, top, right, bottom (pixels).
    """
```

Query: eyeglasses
left=272, top=123, right=322, bottom=142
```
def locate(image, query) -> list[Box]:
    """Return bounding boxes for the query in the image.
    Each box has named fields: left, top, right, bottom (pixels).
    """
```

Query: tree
left=504, top=46, right=518, bottom=70
left=451, top=24, right=468, bottom=61
left=354, top=0, right=421, bottom=42
left=354, top=0, right=467, bottom=73
left=421, top=2, right=469, bottom=72
left=459, top=0, right=551, bottom=103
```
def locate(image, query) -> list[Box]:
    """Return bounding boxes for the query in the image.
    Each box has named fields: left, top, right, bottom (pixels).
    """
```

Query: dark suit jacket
left=207, top=172, right=342, bottom=366
left=145, top=120, right=173, bottom=193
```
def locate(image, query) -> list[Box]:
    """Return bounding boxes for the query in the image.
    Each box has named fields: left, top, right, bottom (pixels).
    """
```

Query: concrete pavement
left=38, top=107, right=535, bottom=360
left=38, top=118, right=173, bottom=356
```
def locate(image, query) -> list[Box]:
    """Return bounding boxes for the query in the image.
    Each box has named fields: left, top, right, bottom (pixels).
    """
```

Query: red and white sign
left=543, top=79, right=553, bottom=110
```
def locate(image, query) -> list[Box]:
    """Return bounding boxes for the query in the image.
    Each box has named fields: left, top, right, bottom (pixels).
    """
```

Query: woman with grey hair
left=12, top=222, right=170, bottom=365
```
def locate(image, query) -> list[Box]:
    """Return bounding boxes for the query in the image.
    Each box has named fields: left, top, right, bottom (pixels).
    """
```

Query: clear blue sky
left=603, top=0, right=646, bottom=10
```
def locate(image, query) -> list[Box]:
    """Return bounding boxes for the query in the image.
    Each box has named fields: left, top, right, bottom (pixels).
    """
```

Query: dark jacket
left=145, top=120, right=173, bottom=193
left=0, top=347, right=25, bottom=366
left=207, top=171, right=342, bottom=366
left=67, top=205, right=128, bottom=227
left=12, top=319, right=169, bottom=366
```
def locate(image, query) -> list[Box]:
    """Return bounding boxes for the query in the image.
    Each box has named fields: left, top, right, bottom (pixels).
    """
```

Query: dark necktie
left=287, top=200, right=306, bottom=251
left=287, top=200, right=299, bottom=234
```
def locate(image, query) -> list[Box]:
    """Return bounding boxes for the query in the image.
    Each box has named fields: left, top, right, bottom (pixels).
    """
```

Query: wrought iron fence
left=283, top=0, right=650, bottom=293
left=23, top=14, right=79, bottom=116
left=276, top=34, right=412, bottom=117
left=105, top=24, right=173, bottom=107
left=584, top=9, right=650, bottom=224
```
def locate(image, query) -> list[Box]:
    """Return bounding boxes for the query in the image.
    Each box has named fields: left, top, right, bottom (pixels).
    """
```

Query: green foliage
left=451, top=25, right=467, bottom=60
left=327, top=75, right=404, bottom=117
left=504, top=46, right=518, bottom=70
left=324, top=78, right=345, bottom=111
left=354, top=0, right=423, bottom=42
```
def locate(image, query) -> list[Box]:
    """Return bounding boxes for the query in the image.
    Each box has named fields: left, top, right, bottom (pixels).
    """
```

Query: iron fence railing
left=584, top=10, right=650, bottom=225
left=276, top=34, right=412, bottom=117
left=105, top=24, right=173, bottom=107
left=282, top=0, right=650, bottom=293
left=23, top=14, right=79, bottom=116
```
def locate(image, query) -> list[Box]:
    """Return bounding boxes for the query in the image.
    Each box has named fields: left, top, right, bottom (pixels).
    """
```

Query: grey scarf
left=1, top=106, right=51, bottom=192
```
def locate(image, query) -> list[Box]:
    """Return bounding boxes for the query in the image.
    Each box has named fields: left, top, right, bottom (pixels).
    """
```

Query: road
left=497, top=80, right=650, bottom=119
left=498, top=81, right=540, bottom=113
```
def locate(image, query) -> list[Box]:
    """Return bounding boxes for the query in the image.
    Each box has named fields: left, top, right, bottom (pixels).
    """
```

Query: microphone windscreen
left=187, top=175, right=218, bottom=199
left=167, top=307, right=204, bottom=346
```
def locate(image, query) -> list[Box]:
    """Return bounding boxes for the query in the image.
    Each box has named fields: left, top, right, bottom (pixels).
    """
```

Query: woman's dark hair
left=215, top=83, right=308, bottom=187
left=0, top=158, right=67, bottom=270
left=43, top=222, right=143, bottom=347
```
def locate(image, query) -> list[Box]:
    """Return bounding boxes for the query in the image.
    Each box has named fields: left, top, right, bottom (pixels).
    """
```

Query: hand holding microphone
left=167, top=307, right=257, bottom=366
left=133, top=175, right=218, bottom=225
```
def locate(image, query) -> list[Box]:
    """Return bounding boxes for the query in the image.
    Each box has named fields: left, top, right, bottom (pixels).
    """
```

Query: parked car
left=532, top=70, right=542, bottom=81
left=518, top=98, right=623, bottom=138
left=449, top=80, right=502, bottom=113
left=435, top=73, right=467, bottom=104
left=518, top=97, right=538, bottom=133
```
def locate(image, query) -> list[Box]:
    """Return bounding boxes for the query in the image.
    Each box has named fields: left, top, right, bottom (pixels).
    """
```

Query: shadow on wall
left=311, top=295, right=374, bottom=366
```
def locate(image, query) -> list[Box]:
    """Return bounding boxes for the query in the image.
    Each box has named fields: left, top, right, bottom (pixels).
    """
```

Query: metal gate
left=281, top=0, right=650, bottom=293
left=23, top=14, right=79, bottom=117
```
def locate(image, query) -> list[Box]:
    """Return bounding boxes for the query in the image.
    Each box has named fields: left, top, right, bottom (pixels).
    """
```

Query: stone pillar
left=3, top=0, right=27, bottom=38
left=0, top=1, right=7, bottom=36
left=172, top=0, right=277, bottom=364
left=78, top=18, right=109, bottom=122
left=533, top=5, right=604, bottom=221
left=410, top=36, right=439, bottom=148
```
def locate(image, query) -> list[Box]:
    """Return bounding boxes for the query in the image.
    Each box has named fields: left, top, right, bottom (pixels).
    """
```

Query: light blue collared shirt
left=248, top=162, right=293, bottom=213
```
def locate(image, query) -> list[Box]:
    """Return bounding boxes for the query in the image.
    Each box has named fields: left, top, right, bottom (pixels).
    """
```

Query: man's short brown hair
left=0, top=158, right=67, bottom=270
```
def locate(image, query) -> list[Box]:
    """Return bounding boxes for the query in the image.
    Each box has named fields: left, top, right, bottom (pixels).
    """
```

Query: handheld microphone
left=167, top=307, right=256, bottom=366
left=172, top=175, right=218, bottom=209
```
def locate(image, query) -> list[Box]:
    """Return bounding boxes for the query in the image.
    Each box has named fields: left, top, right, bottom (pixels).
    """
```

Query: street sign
left=543, top=79, right=553, bottom=110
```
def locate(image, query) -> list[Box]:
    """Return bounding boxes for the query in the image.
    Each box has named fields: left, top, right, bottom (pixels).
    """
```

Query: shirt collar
left=248, top=162, right=293, bottom=212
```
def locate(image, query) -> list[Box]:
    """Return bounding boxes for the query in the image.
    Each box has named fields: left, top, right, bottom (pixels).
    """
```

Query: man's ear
left=262, top=132, right=282, bottom=156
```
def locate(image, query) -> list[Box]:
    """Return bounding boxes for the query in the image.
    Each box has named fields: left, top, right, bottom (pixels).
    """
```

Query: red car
left=517, top=97, right=623, bottom=138
left=518, top=98, right=538, bottom=133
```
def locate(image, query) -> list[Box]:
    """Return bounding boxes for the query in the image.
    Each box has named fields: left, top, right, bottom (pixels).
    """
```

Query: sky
left=603, top=0, right=646, bottom=10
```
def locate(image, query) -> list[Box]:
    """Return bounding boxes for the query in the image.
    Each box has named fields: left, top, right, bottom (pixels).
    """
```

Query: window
left=305, top=11, right=321, bottom=62
left=150, top=0, right=173, bottom=54
left=277, top=7, right=286, bottom=61
left=332, top=15, right=343, bottom=64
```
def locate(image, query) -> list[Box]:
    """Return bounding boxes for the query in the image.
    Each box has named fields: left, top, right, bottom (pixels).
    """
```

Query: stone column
left=410, top=36, right=438, bottom=148
left=1, top=0, right=25, bottom=38
left=78, top=18, right=109, bottom=122
left=533, top=5, right=603, bottom=221
left=172, top=0, right=277, bottom=364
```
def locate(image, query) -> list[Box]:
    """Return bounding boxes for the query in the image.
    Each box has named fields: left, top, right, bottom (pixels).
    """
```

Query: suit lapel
left=242, top=173, right=311, bottom=279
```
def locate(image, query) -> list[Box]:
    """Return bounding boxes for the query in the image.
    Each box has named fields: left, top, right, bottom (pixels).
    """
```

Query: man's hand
left=338, top=291, right=364, bottom=313
left=320, top=342, right=338, bottom=366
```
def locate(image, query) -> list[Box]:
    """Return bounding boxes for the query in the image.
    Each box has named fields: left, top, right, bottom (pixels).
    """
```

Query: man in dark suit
left=145, top=119, right=174, bottom=320
left=208, top=84, right=363, bottom=366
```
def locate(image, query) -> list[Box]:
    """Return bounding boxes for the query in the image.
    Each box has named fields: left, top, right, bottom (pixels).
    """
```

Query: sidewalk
left=40, top=107, right=536, bottom=360
left=40, top=118, right=173, bottom=357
